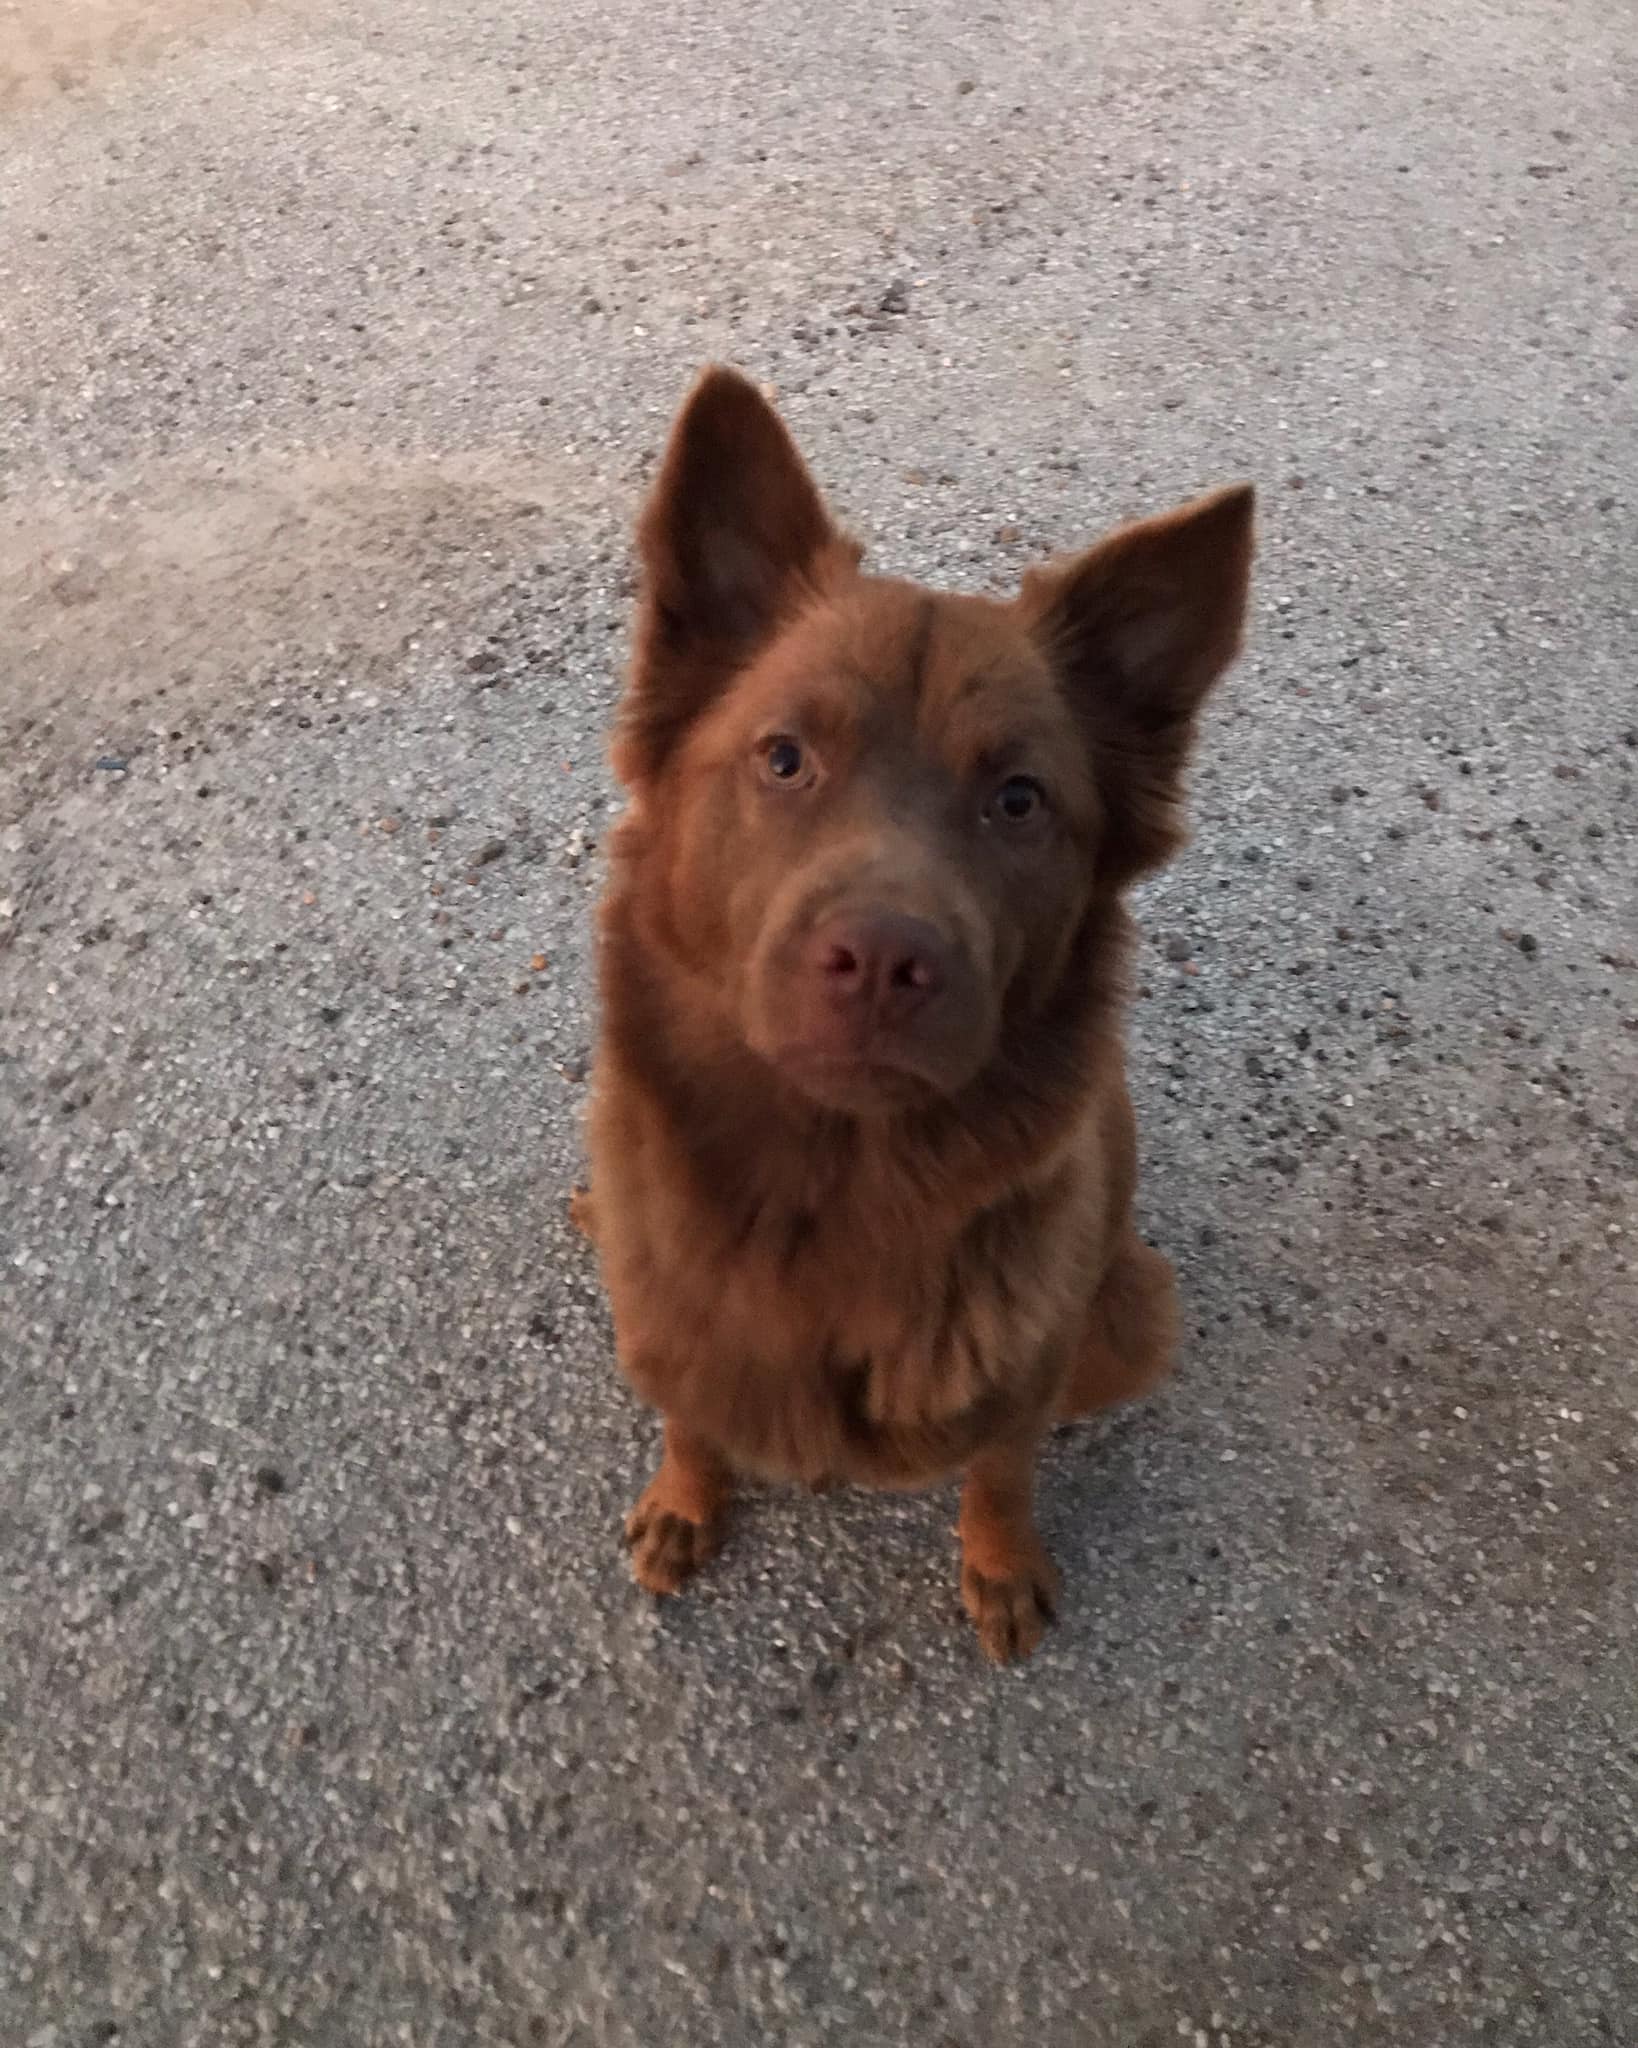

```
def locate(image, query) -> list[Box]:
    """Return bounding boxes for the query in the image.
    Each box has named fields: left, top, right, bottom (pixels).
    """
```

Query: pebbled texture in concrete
left=2, top=2, right=1635, bottom=2042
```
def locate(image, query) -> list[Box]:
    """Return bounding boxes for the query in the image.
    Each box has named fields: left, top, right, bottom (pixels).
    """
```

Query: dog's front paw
left=625, top=1500, right=718, bottom=1596
left=960, top=1548, right=1060, bottom=1664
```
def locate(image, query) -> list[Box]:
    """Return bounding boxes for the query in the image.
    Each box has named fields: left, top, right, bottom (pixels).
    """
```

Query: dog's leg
left=958, top=1431, right=1060, bottom=1663
left=625, top=1420, right=731, bottom=1595
left=1057, top=1227, right=1180, bottom=1421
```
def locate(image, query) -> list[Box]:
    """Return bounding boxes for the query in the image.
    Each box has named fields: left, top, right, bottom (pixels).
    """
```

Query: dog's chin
left=765, top=1045, right=969, bottom=1118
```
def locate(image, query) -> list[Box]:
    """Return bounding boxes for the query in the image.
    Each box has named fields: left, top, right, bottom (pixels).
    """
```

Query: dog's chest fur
left=593, top=1078, right=1104, bottom=1489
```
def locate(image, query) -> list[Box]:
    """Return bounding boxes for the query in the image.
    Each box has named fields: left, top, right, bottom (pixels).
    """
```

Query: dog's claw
left=960, top=1554, right=1060, bottom=1664
left=626, top=1505, right=717, bottom=1595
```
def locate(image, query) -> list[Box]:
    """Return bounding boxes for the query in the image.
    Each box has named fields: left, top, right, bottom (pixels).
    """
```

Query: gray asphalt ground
left=3, top=2, right=1636, bottom=2042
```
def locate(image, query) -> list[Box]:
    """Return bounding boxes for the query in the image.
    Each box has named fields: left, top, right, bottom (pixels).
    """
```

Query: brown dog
left=579, top=367, right=1253, bottom=1661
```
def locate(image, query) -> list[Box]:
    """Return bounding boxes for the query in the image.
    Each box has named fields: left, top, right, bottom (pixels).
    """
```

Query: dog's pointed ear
left=1020, top=483, right=1254, bottom=882
left=616, top=367, right=861, bottom=783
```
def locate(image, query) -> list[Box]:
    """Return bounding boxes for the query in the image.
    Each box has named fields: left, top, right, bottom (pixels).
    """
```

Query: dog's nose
left=812, top=912, right=948, bottom=1022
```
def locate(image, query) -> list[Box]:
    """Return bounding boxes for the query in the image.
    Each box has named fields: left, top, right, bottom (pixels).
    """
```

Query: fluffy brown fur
left=580, top=367, right=1253, bottom=1661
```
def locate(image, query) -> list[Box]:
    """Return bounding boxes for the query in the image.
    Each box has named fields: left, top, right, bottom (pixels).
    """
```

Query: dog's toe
left=568, top=1185, right=598, bottom=1244
left=960, top=1554, right=1060, bottom=1664
left=626, top=1505, right=717, bottom=1595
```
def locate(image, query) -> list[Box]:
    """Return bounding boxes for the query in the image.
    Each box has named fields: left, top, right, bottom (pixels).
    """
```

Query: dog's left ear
left=1021, top=483, right=1254, bottom=882
left=616, top=366, right=861, bottom=783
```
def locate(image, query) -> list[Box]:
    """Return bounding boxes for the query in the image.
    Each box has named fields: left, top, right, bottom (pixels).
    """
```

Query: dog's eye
left=987, top=774, right=1047, bottom=825
left=758, top=736, right=813, bottom=788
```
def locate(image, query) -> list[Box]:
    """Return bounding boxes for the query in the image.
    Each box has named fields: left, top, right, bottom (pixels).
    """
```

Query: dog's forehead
left=773, top=578, right=1064, bottom=735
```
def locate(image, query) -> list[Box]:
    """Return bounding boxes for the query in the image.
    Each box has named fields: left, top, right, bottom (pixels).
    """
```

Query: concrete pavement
left=2, top=2, right=1635, bottom=2041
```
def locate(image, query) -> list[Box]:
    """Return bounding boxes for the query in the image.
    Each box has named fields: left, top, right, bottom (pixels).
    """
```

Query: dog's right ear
left=615, top=367, right=860, bottom=784
left=1020, top=484, right=1255, bottom=883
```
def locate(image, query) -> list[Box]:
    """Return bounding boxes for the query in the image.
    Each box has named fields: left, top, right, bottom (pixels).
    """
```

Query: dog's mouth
left=767, top=1043, right=951, bottom=1116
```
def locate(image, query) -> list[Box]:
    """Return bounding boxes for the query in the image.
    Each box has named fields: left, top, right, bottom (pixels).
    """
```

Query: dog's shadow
left=1037, top=1404, right=1178, bottom=1576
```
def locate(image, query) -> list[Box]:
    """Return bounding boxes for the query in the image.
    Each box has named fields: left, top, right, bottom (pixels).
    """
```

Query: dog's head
left=612, top=367, right=1253, bottom=1117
